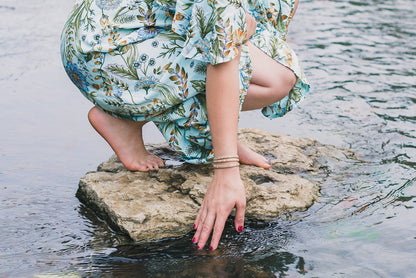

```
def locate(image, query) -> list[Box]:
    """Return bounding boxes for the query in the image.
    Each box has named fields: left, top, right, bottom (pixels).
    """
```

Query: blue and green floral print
left=61, top=0, right=309, bottom=164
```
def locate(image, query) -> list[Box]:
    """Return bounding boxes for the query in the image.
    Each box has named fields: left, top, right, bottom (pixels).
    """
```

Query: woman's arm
left=192, top=13, right=257, bottom=250
left=192, top=53, right=246, bottom=251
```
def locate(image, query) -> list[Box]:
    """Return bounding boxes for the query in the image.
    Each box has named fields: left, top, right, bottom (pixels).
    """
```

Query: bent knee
left=286, top=70, right=297, bottom=91
left=88, top=106, right=100, bottom=124
left=272, top=70, right=296, bottom=96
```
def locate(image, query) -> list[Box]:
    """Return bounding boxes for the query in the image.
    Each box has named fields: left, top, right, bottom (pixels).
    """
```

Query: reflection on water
left=1, top=0, right=415, bottom=277
left=72, top=214, right=303, bottom=277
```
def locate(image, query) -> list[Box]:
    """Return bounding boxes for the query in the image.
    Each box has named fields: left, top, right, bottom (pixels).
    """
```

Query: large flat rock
left=77, top=128, right=355, bottom=242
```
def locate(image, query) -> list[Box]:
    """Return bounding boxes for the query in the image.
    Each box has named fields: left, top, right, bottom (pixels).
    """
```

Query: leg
left=202, top=47, right=271, bottom=169
left=88, top=107, right=164, bottom=171
left=238, top=41, right=297, bottom=168
left=242, top=41, right=296, bottom=111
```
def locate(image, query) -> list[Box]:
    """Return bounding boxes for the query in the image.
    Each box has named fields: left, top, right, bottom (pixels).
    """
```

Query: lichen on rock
left=76, top=128, right=356, bottom=242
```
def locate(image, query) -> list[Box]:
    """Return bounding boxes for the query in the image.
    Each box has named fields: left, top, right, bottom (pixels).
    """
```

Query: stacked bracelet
left=213, top=155, right=240, bottom=169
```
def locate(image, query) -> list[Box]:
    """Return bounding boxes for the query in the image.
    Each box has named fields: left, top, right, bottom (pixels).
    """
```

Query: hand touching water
left=192, top=167, right=246, bottom=250
left=192, top=11, right=257, bottom=252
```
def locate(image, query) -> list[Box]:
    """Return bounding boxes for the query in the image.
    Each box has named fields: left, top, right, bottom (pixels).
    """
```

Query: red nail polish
left=238, top=226, right=243, bottom=232
left=197, top=246, right=200, bottom=250
left=193, top=224, right=196, bottom=229
left=192, top=237, right=197, bottom=243
left=209, top=246, right=214, bottom=251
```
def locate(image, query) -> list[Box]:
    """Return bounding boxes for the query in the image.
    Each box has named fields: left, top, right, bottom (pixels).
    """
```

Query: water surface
left=1, top=0, right=415, bottom=277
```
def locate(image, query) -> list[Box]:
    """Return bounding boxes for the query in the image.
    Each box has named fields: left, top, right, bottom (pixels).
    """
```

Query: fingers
left=194, top=210, right=227, bottom=250
left=234, top=200, right=246, bottom=233
left=196, top=212, right=215, bottom=249
left=193, top=208, right=201, bottom=231
left=193, top=206, right=241, bottom=250
left=193, top=202, right=228, bottom=250
left=193, top=201, right=205, bottom=232
left=192, top=173, right=246, bottom=250
left=209, top=215, right=227, bottom=250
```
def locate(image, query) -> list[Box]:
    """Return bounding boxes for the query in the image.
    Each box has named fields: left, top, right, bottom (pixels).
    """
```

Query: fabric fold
left=172, top=0, right=248, bottom=65
left=61, top=0, right=310, bottom=164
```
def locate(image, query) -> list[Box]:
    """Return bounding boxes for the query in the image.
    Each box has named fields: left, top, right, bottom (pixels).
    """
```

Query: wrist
left=212, top=167, right=244, bottom=191
left=213, top=155, right=239, bottom=166
left=213, top=166, right=240, bottom=176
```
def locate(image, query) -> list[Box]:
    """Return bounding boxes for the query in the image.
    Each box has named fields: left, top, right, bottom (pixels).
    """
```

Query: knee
left=273, top=70, right=296, bottom=96
left=88, top=106, right=99, bottom=124
left=283, top=70, right=297, bottom=91
left=88, top=106, right=106, bottom=126
left=286, top=71, right=297, bottom=91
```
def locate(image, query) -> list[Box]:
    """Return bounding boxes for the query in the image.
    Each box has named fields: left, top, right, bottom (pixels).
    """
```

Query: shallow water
left=1, top=0, right=415, bottom=277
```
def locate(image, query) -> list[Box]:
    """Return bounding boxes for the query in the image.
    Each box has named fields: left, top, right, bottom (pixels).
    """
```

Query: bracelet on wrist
left=213, top=161, right=240, bottom=169
left=213, top=155, right=240, bottom=169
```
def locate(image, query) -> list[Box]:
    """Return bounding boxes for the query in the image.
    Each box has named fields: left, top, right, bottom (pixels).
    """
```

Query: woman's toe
left=263, top=160, right=272, bottom=169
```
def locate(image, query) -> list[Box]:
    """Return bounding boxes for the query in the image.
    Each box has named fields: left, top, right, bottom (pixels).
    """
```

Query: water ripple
left=1, top=0, right=416, bottom=277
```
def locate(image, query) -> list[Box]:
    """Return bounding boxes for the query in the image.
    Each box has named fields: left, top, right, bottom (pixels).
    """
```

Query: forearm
left=206, top=52, right=241, bottom=158
left=194, top=52, right=246, bottom=250
left=193, top=13, right=257, bottom=250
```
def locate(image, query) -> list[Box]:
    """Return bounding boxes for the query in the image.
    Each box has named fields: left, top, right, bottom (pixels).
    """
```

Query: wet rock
left=77, top=128, right=355, bottom=242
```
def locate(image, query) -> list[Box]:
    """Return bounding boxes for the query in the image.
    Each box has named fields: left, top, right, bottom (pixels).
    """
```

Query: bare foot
left=88, top=107, right=164, bottom=171
left=237, top=141, right=271, bottom=169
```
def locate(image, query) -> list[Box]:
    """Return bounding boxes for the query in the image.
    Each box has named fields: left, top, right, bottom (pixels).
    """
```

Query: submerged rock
left=77, top=128, right=355, bottom=242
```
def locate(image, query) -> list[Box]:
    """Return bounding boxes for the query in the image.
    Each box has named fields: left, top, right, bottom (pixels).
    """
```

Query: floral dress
left=61, top=0, right=309, bottom=164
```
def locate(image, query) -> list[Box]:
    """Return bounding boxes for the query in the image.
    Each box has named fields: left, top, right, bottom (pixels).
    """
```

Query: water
left=1, top=0, right=415, bottom=277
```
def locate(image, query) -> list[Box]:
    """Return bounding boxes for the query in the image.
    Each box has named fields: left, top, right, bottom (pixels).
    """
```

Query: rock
left=76, top=128, right=356, bottom=242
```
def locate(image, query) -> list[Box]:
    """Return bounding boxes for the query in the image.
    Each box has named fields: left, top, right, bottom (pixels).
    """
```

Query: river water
left=1, top=0, right=415, bottom=277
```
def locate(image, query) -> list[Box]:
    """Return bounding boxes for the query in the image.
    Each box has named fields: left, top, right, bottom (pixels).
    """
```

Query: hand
left=246, top=12, right=257, bottom=39
left=192, top=167, right=246, bottom=250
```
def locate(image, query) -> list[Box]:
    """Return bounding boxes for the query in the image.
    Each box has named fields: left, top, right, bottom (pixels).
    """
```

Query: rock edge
left=77, top=128, right=355, bottom=242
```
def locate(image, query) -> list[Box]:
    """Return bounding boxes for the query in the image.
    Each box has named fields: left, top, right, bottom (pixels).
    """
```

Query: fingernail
left=197, top=245, right=201, bottom=250
left=193, top=224, right=196, bottom=229
left=266, top=161, right=271, bottom=166
left=209, top=246, right=214, bottom=251
left=238, top=226, right=244, bottom=232
left=192, top=237, right=197, bottom=243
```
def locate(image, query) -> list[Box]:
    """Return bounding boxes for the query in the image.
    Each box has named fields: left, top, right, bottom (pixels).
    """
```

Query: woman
left=61, top=0, right=309, bottom=250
